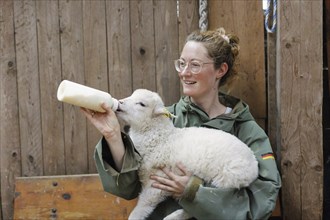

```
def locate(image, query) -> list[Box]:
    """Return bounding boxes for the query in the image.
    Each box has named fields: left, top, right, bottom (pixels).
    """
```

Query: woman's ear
left=216, top=62, right=228, bottom=79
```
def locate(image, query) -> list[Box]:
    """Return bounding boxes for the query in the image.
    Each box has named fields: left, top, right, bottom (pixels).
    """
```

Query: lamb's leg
left=128, top=186, right=168, bottom=220
left=163, top=209, right=192, bottom=220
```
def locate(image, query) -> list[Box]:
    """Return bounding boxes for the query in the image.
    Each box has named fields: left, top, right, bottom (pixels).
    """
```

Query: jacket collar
left=178, top=92, right=254, bottom=133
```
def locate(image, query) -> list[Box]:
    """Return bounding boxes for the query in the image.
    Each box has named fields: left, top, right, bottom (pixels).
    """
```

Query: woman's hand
left=150, top=162, right=192, bottom=199
left=80, top=103, right=121, bottom=141
left=81, top=103, right=125, bottom=171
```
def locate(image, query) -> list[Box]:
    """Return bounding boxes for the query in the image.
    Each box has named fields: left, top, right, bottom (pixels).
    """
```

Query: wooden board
left=0, top=1, right=22, bottom=219
left=36, top=0, right=65, bottom=176
left=13, top=173, right=281, bottom=220
left=178, top=0, right=199, bottom=95
left=278, top=1, right=323, bottom=219
left=267, top=29, right=280, bottom=161
left=82, top=0, right=108, bottom=174
left=130, top=0, right=156, bottom=92
left=154, top=0, right=181, bottom=105
left=59, top=0, right=88, bottom=174
left=178, top=0, right=199, bottom=53
left=106, top=0, right=133, bottom=99
left=13, top=174, right=137, bottom=219
left=14, top=0, right=43, bottom=177
left=209, top=0, right=266, bottom=123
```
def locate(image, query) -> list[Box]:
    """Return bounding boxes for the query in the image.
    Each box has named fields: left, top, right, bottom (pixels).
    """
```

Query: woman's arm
left=179, top=121, right=281, bottom=219
left=81, top=103, right=125, bottom=170
left=151, top=120, right=281, bottom=219
left=94, top=136, right=142, bottom=200
left=81, top=103, right=142, bottom=199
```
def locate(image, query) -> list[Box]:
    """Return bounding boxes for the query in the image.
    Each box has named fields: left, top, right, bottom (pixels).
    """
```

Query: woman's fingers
left=176, top=162, right=191, bottom=176
left=150, top=163, right=192, bottom=199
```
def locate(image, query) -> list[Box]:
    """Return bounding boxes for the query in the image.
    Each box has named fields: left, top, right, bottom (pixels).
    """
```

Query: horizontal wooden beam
left=14, top=174, right=137, bottom=219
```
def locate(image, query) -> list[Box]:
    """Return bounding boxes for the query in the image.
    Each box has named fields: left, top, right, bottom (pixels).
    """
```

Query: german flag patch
left=261, top=152, right=275, bottom=160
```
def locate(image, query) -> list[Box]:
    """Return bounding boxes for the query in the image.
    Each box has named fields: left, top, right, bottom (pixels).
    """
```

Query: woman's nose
left=179, top=65, right=191, bottom=76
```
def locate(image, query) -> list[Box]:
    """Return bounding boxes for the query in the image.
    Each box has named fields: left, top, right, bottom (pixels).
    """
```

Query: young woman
left=82, top=27, right=281, bottom=219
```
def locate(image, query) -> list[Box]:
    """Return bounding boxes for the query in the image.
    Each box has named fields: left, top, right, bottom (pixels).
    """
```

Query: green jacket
left=94, top=93, right=281, bottom=220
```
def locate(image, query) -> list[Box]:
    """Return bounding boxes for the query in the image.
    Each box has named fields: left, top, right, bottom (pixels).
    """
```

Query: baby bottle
left=57, top=80, right=119, bottom=112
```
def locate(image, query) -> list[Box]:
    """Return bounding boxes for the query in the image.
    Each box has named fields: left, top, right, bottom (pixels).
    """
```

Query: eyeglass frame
left=174, top=59, right=214, bottom=74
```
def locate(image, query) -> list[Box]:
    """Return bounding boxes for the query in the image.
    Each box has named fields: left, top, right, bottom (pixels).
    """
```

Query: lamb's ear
left=153, top=105, right=176, bottom=119
left=153, top=105, right=167, bottom=116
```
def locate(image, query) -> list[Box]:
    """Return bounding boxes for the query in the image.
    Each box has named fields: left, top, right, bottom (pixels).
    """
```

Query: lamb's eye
left=137, top=102, right=146, bottom=107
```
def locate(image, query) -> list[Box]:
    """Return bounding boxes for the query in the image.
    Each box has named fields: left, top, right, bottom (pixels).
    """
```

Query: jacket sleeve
left=179, top=121, right=281, bottom=220
left=94, top=133, right=142, bottom=200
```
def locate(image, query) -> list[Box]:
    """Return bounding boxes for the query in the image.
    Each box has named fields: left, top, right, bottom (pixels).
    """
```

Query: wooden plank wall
left=0, top=0, right=268, bottom=219
left=0, top=1, right=194, bottom=219
left=277, top=1, right=323, bottom=220
left=208, top=0, right=267, bottom=129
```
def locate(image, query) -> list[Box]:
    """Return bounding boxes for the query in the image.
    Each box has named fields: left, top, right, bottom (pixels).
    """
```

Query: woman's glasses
left=174, top=59, right=214, bottom=74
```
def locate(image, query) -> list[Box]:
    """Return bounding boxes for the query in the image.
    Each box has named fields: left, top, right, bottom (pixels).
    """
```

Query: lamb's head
left=116, top=89, right=170, bottom=130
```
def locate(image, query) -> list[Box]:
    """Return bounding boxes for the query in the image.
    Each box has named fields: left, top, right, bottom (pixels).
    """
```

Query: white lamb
left=115, top=89, right=258, bottom=220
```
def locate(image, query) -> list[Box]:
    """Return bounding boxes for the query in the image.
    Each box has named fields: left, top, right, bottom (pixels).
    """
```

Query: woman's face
left=178, top=41, right=223, bottom=100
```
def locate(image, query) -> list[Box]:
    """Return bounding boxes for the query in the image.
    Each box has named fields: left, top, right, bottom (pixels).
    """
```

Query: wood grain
left=82, top=0, right=108, bottom=174
left=36, top=0, right=65, bottom=176
left=130, top=0, right=156, bottom=91
left=278, top=1, right=323, bottom=219
left=209, top=0, right=266, bottom=123
left=154, top=0, right=181, bottom=105
left=14, top=174, right=137, bottom=219
left=106, top=0, right=133, bottom=99
left=0, top=1, right=21, bottom=219
left=178, top=0, right=199, bottom=53
left=14, top=0, right=43, bottom=177
left=59, top=0, right=88, bottom=174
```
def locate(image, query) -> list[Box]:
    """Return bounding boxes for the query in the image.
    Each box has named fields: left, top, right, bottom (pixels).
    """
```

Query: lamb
left=115, top=89, right=259, bottom=220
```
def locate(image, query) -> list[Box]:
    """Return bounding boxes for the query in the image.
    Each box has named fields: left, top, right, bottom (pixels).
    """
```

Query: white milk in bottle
left=57, top=80, right=119, bottom=112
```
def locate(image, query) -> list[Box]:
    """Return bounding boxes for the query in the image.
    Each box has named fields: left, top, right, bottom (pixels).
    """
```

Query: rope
left=264, top=0, right=277, bottom=33
left=199, top=0, right=208, bottom=31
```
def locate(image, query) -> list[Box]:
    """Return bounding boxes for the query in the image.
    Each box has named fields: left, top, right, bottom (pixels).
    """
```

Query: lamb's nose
left=115, top=100, right=124, bottom=112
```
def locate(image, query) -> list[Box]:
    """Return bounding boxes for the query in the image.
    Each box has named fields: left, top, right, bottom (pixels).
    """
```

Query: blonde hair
left=185, top=27, right=240, bottom=87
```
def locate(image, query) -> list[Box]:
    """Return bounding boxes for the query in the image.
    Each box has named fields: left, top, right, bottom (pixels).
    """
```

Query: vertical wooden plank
left=0, top=1, right=21, bottom=219
left=106, top=0, right=132, bottom=99
left=59, top=0, right=88, bottom=174
left=277, top=2, right=302, bottom=218
left=178, top=0, right=199, bottom=53
left=267, top=32, right=280, bottom=159
left=298, top=1, right=323, bottom=219
left=14, top=0, right=43, bottom=177
left=130, top=0, right=156, bottom=91
left=178, top=0, right=199, bottom=95
left=154, top=0, right=180, bottom=105
left=82, top=0, right=108, bottom=173
left=209, top=0, right=266, bottom=126
left=278, top=1, right=323, bottom=219
left=36, top=0, right=65, bottom=176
